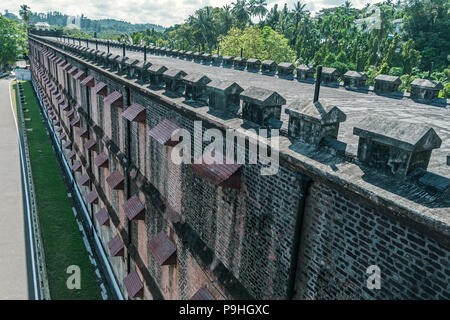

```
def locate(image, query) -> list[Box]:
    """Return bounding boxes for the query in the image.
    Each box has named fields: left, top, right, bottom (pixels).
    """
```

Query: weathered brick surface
left=29, top=37, right=450, bottom=300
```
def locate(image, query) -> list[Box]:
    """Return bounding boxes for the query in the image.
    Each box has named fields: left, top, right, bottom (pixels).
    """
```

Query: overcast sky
left=1, top=0, right=384, bottom=27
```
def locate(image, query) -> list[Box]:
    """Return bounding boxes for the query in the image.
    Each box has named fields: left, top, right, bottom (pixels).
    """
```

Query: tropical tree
left=19, top=4, right=31, bottom=28
left=0, top=16, right=27, bottom=71
left=249, top=0, right=268, bottom=22
left=231, top=0, right=251, bottom=28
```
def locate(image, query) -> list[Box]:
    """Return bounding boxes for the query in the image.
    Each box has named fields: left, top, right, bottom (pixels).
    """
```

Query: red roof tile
left=148, top=231, right=177, bottom=266
left=106, top=170, right=125, bottom=190
left=94, top=152, right=109, bottom=168
left=71, top=160, right=82, bottom=172
left=107, top=234, right=124, bottom=257
left=190, top=286, right=215, bottom=300
left=191, top=152, right=242, bottom=189
left=73, top=71, right=86, bottom=81
left=86, top=190, right=98, bottom=204
left=104, top=91, right=123, bottom=107
left=122, top=194, right=145, bottom=220
left=85, top=138, right=97, bottom=151
left=123, top=269, right=144, bottom=299
left=95, top=208, right=109, bottom=226
left=76, top=126, right=89, bottom=138
left=78, top=173, right=90, bottom=186
left=122, top=103, right=146, bottom=123
left=148, top=119, right=180, bottom=146
left=94, top=82, right=107, bottom=96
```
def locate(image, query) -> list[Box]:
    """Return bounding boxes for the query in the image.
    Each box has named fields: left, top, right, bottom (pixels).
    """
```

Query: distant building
left=35, top=22, right=50, bottom=31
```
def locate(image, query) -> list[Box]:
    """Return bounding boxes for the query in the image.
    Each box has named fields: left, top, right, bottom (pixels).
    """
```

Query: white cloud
left=1, top=0, right=385, bottom=27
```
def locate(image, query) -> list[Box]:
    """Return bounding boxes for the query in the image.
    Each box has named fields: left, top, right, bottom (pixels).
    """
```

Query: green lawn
left=13, top=80, right=101, bottom=300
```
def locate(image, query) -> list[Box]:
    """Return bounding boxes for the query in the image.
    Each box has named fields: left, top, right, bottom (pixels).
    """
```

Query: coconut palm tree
left=249, top=0, right=268, bottom=22
left=19, top=5, right=31, bottom=29
left=231, top=0, right=250, bottom=28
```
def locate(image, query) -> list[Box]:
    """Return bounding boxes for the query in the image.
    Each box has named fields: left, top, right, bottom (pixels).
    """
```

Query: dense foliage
left=0, top=15, right=27, bottom=71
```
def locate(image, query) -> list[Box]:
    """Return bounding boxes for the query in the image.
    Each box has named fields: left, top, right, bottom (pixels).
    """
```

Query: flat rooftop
left=39, top=36, right=450, bottom=233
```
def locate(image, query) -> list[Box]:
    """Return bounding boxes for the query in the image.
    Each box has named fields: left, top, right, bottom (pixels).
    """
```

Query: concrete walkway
left=0, top=77, right=29, bottom=299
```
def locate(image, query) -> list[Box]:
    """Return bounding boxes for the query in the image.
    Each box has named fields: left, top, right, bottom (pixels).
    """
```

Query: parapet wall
left=27, top=35, right=450, bottom=300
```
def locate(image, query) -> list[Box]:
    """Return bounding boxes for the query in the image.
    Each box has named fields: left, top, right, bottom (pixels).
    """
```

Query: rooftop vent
left=410, top=79, right=443, bottom=100
left=353, top=115, right=442, bottom=177
left=207, top=80, right=243, bottom=113
left=240, top=86, right=286, bottom=127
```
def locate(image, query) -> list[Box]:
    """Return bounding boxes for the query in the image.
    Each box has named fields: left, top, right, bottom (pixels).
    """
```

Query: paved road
left=0, top=76, right=29, bottom=300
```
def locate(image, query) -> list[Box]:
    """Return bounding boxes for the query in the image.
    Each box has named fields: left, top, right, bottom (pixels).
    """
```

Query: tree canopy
left=0, top=15, right=27, bottom=71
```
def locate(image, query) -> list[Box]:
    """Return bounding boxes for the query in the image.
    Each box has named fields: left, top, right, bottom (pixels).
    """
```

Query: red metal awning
left=85, top=138, right=97, bottom=152
left=148, top=119, right=180, bottom=146
left=81, top=75, right=95, bottom=87
left=122, top=103, right=146, bottom=123
left=148, top=231, right=177, bottom=266
left=95, top=208, right=109, bottom=226
left=86, top=190, right=99, bottom=204
left=107, top=234, right=124, bottom=257
left=74, top=71, right=86, bottom=81
left=57, top=98, right=65, bottom=105
left=68, top=66, right=78, bottom=75
left=63, top=140, right=72, bottom=150
left=93, top=82, right=107, bottom=96
left=76, top=126, right=89, bottom=138
left=59, top=132, right=67, bottom=141
left=104, top=91, right=123, bottom=107
left=94, top=152, right=108, bottom=168
left=190, top=286, right=215, bottom=300
left=122, top=194, right=145, bottom=221
left=123, top=268, right=143, bottom=299
left=67, top=150, right=76, bottom=160
left=63, top=63, right=72, bottom=71
left=62, top=102, right=69, bottom=111
left=78, top=173, right=90, bottom=186
left=70, top=117, right=80, bottom=127
left=71, top=160, right=82, bottom=172
left=66, top=109, right=75, bottom=119
left=191, top=152, right=242, bottom=189
left=55, top=126, right=63, bottom=133
left=106, top=170, right=125, bottom=190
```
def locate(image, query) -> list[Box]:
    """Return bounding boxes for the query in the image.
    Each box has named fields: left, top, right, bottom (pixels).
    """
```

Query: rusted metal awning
left=94, top=152, right=108, bottom=168
left=122, top=194, right=145, bottom=220
left=67, top=150, right=76, bottom=160
left=68, top=66, right=78, bottom=75
left=95, top=208, right=109, bottom=226
left=63, top=63, right=72, bottom=71
left=61, top=102, right=69, bottom=111
left=148, top=119, right=180, bottom=146
left=106, top=170, right=125, bottom=190
left=86, top=190, right=99, bottom=204
left=81, top=75, right=95, bottom=87
left=148, top=231, right=177, bottom=266
left=66, top=109, right=75, bottom=119
left=62, top=140, right=72, bottom=150
left=73, top=71, right=86, bottom=81
left=71, top=160, right=82, bottom=172
left=107, top=234, right=124, bottom=257
left=78, top=173, right=90, bottom=186
left=76, top=126, right=89, bottom=138
left=70, top=117, right=80, bottom=127
left=191, top=153, right=242, bottom=189
left=85, top=138, right=97, bottom=151
left=104, top=91, right=123, bottom=107
left=123, top=268, right=143, bottom=299
left=94, top=82, right=107, bottom=96
left=122, top=103, right=146, bottom=123
left=190, top=286, right=215, bottom=300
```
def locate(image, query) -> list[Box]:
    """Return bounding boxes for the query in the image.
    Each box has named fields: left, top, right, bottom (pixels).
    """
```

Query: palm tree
left=19, top=5, right=31, bottom=28
left=249, top=0, right=268, bottom=22
left=231, top=0, right=250, bottom=28
left=291, top=1, right=307, bottom=46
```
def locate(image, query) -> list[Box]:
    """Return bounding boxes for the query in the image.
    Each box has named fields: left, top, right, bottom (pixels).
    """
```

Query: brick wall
left=28, top=37, right=450, bottom=300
